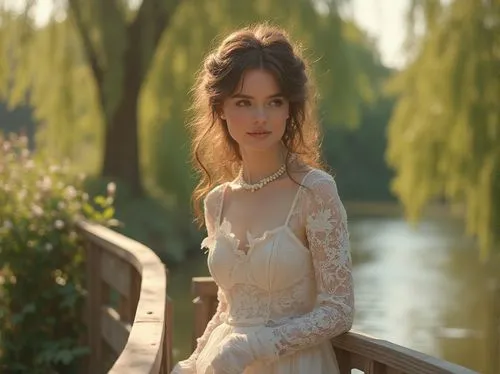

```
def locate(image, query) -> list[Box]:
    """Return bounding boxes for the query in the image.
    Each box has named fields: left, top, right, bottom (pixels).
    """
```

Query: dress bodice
left=206, top=216, right=316, bottom=326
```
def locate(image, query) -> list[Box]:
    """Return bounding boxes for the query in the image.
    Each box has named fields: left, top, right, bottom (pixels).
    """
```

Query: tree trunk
left=101, top=88, right=143, bottom=197
left=71, top=0, right=176, bottom=198
left=101, top=47, right=143, bottom=197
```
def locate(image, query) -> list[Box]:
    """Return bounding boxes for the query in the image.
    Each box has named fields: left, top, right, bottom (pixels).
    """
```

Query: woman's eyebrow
left=231, top=93, right=284, bottom=99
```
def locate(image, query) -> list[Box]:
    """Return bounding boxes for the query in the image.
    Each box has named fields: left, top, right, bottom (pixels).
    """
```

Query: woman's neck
left=239, top=145, right=287, bottom=184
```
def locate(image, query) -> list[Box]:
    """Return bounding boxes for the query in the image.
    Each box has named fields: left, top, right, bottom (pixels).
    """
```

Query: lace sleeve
left=170, top=188, right=228, bottom=373
left=249, top=175, right=354, bottom=361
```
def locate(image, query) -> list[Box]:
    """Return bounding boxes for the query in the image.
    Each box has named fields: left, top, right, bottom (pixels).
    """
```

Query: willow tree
left=0, top=0, right=378, bottom=203
left=386, top=0, right=500, bottom=258
left=0, top=0, right=182, bottom=196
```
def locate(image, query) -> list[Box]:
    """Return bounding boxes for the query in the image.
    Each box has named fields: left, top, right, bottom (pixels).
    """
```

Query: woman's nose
left=253, top=106, right=267, bottom=123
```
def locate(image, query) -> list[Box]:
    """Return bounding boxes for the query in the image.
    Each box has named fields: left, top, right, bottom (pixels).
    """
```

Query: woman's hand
left=209, top=333, right=256, bottom=374
left=170, top=357, right=196, bottom=374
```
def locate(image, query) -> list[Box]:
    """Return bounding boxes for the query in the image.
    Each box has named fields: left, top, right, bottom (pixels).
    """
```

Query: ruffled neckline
left=201, top=217, right=288, bottom=258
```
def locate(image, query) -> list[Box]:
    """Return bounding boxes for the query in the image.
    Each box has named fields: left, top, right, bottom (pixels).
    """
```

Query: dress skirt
left=195, top=323, right=341, bottom=374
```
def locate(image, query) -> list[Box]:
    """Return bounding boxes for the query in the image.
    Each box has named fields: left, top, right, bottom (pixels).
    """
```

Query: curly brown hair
left=188, top=23, right=325, bottom=227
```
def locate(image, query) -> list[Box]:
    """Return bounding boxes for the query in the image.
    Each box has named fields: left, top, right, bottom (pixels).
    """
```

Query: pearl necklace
left=237, top=163, right=287, bottom=192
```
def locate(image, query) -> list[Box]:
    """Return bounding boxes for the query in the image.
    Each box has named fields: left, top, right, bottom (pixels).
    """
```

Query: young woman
left=171, top=24, right=354, bottom=374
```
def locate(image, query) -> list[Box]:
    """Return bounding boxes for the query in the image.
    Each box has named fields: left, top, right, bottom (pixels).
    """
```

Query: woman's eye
left=235, top=99, right=251, bottom=107
left=269, top=98, right=284, bottom=107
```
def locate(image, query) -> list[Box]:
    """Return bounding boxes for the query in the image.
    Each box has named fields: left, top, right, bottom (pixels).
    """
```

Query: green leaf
left=102, top=207, right=115, bottom=220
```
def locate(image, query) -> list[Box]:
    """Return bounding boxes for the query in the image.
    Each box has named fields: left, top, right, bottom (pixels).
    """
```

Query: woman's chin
left=240, top=139, right=283, bottom=153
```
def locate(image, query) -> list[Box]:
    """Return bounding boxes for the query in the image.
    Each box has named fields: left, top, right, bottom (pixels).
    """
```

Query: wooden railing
left=191, top=277, right=478, bottom=374
left=77, top=221, right=172, bottom=374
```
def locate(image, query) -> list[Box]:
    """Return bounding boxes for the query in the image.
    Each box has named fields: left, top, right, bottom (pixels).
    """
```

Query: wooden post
left=117, top=265, right=138, bottom=324
left=334, top=348, right=351, bottom=374
left=86, top=243, right=102, bottom=373
left=366, top=361, right=388, bottom=374
left=129, top=268, right=141, bottom=322
left=192, top=295, right=210, bottom=352
left=191, top=277, right=219, bottom=351
left=160, top=296, right=173, bottom=374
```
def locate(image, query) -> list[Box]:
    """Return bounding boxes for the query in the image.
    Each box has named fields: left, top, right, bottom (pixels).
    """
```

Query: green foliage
left=0, top=7, right=104, bottom=170
left=84, top=177, right=201, bottom=263
left=324, top=93, right=396, bottom=201
left=0, top=133, right=116, bottom=373
left=386, top=0, right=500, bottom=259
left=0, top=0, right=380, bottom=183
left=0, top=1, right=389, bottom=263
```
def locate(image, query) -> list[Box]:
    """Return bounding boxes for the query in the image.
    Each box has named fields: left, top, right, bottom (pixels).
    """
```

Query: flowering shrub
left=0, top=133, right=116, bottom=373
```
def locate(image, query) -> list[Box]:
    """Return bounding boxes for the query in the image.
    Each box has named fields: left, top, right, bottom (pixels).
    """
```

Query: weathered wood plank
left=366, top=361, right=388, bottom=374
left=100, top=249, right=131, bottom=297
left=334, top=348, right=351, bottom=374
left=349, top=351, right=368, bottom=370
left=331, top=332, right=476, bottom=374
left=192, top=295, right=212, bottom=352
left=130, top=268, right=141, bottom=321
left=101, top=338, right=119, bottom=373
left=386, top=368, right=404, bottom=374
left=118, top=294, right=132, bottom=323
left=161, top=296, right=173, bottom=374
left=192, top=276, right=218, bottom=297
left=101, top=306, right=131, bottom=355
left=77, top=220, right=169, bottom=374
left=86, top=242, right=103, bottom=374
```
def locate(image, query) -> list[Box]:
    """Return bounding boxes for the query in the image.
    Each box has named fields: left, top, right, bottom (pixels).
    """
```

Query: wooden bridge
left=78, top=221, right=478, bottom=374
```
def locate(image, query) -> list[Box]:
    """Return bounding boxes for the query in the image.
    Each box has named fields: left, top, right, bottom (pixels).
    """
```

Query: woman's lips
left=247, top=131, right=271, bottom=138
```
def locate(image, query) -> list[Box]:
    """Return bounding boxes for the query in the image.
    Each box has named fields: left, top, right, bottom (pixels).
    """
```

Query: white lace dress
left=171, top=168, right=354, bottom=374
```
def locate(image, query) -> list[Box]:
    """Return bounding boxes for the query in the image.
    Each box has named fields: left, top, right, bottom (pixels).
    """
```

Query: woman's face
left=220, top=69, right=289, bottom=153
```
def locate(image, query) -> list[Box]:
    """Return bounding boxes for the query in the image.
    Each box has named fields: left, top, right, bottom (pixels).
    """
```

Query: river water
left=167, top=214, right=499, bottom=373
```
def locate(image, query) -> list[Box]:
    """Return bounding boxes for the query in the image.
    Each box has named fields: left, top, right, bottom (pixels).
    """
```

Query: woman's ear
left=214, top=105, right=225, bottom=120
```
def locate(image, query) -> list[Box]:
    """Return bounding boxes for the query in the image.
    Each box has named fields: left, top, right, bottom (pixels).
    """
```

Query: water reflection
left=169, top=215, right=499, bottom=373
left=351, top=216, right=498, bottom=373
